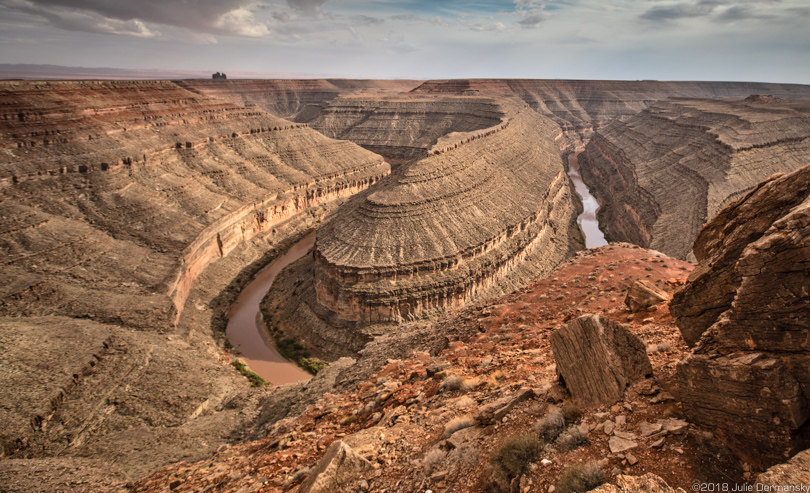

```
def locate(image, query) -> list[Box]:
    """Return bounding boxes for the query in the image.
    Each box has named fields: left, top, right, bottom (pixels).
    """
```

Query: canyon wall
left=308, top=96, right=507, bottom=163
left=413, top=79, right=810, bottom=144
left=312, top=105, right=577, bottom=325
left=0, top=80, right=388, bottom=329
left=580, top=96, right=810, bottom=259
left=175, top=79, right=421, bottom=122
left=670, top=164, right=810, bottom=468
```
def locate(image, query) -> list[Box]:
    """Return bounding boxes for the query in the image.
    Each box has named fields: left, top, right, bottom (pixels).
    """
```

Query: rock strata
left=0, top=80, right=387, bottom=328
left=313, top=107, right=577, bottom=324
left=550, top=314, right=652, bottom=407
left=581, top=97, right=810, bottom=259
left=671, top=164, right=810, bottom=468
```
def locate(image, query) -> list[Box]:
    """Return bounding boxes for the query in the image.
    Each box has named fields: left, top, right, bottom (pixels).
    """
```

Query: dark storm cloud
left=640, top=0, right=721, bottom=22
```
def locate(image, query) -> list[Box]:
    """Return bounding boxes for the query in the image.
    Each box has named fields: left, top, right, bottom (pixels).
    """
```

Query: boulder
left=670, top=164, right=810, bottom=468
left=624, top=280, right=670, bottom=313
left=757, top=448, right=810, bottom=488
left=298, top=441, right=374, bottom=493
left=678, top=352, right=808, bottom=467
left=592, top=473, right=687, bottom=493
left=550, top=315, right=652, bottom=408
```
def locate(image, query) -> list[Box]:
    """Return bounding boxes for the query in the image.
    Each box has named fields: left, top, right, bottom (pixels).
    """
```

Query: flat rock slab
left=550, top=314, right=652, bottom=407
left=609, top=436, right=638, bottom=454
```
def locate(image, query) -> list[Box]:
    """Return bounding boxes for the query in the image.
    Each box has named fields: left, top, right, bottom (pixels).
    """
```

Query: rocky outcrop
left=757, top=448, right=810, bottom=488
left=550, top=314, right=652, bottom=407
left=593, top=473, right=687, bottom=493
left=0, top=80, right=387, bottom=329
left=580, top=97, right=810, bottom=259
left=670, top=164, right=810, bottom=468
left=309, top=96, right=506, bottom=163
left=298, top=440, right=373, bottom=493
left=312, top=107, right=577, bottom=325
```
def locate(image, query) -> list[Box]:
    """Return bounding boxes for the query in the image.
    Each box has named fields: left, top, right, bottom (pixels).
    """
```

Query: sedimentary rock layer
left=580, top=97, right=810, bottom=259
left=414, top=79, right=810, bottom=136
left=312, top=107, right=577, bottom=324
left=175, top=79, right=421, bottom=122
left=0, top=80, right=388, bottom=328
left=309, top=96, right=506, bottom=162
left=670, top=164, right=810, bottom=468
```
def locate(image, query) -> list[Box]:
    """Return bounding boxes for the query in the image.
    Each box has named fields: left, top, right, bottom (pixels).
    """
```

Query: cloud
left=517, top=7, right=547, bottom=28
left=351, top=14, right=384, bottom=26
left=390, top=13, right=422, bottom=22
left=286, top=0, right=327, bottom=14
left=640, top=0, right=721, bottom=22
left=0, top=0, right=271, bottom=37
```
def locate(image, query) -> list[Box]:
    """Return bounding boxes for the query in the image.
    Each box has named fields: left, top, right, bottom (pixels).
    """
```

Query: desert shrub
left=561, top=401, right=582, bottom=424
left=298, top=357, right=327, bottom=375
left=231, top=360, right=266, bottom=387
left=554, top=425, right=588, bottom=453
left=443, top=416, right=475, bottom=438
left=556, top=461, right=605, bottom=493
left=657, top=341, right=672, bottom=353
left=460, top=377, right=482, bottom=392
left=534, top=407, right=565, bottom=442
left=340, top=414, right=358, bottom=426
left=489, top=432, right=544, bottom=480
left=422, top=449, right=445, bottom=475
left=441, top=374, right=465, bottom=392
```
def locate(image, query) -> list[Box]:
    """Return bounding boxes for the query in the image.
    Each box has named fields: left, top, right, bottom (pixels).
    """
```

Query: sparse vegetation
left=443, top=415, right=475, bottom=438
left=534, top=407, right=566, bottom=442
left=554, top=425, right=588, bottom=453
left=440, top=374, right=465, bottom=392
left=231, top=360, right=266, bottom=387
left=489, top=432, right=544, bottom=480
left=340, top=414, right=358, bottom=426
left=298, top=357, right=328, bottom=375
left=422, top=449, right=446, bottom=475
left=561, top=401, right=582, bottom=423
left=556, top=461, right=605, bottom=493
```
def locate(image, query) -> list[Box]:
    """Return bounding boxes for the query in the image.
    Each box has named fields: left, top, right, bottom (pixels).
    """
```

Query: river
left=225, top=232, right=316, bottom=385
left=568, top=151, right=608, bottom=249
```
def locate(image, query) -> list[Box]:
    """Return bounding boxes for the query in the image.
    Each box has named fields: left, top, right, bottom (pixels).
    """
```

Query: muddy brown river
left=568, top=151, right=608, bottom=248
left=225, top=232, right=316, bottom=385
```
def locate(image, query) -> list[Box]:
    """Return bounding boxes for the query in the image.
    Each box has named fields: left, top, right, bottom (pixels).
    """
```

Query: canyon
left=2, top=78, right=810, bottom=492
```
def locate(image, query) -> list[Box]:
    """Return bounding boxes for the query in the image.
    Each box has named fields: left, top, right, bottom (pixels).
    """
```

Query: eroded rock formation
left=670, top=164, right=810, bottom=468
left=309, top=96, right=507, bottom=163
left=581, top=97, right=810, bottom=259
left=312, top=107, right=577, bottom=325
left=175, top=79, right=421, bottom=122
left=0, top=80, right=388, bottom=328
left=550, top=314, right=652, bottom=407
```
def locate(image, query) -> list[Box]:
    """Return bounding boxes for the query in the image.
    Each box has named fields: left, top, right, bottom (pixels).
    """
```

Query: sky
left=0, top=0, right=809, bottom=83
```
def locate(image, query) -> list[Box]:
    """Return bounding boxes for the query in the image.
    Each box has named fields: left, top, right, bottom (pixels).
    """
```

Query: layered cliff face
left=580, top=97, right=810, bottom=259
left=0, top=80, right=388, bottom=328
left=312, top=106, right=577, bottom=325
left=175, top=79, right=421, bottom=123
left=309, top=96, right=507, bottom=163
left=413, top=79, right=810, bottom=142
left=670, top=164, right=810, bottom=468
